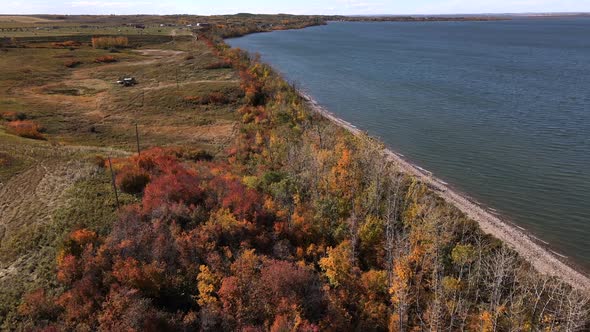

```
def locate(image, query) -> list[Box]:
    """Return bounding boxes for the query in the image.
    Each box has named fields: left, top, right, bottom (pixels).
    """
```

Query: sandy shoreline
left=299, top=91, right=590, bottom=290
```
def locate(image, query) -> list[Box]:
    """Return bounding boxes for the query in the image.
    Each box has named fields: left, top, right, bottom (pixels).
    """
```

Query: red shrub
left=94, top=55, right=117, bottom=63
left=57, top=254, right=80, bottom=284
left=70, top=229, right=98, bottom=246
left=207, top=175, right=262, bottom=220
left=0, top=111, right=17, bottom=120
left=57, top=277, right=103, bottom=327
left=132, top=147, right=181, bottom=175
left=98, top=286, right=162, bottom=331
left=112, top=257, right=165, bottom=296
left=142, top=168, right=204, bottom=213
left=207, top=92, right=229, bottom=104
left=53, top=40, right=81, bottom=48
left=18, top=289, right=60, bottom=321
left=6, top=120, right=45, bottom=140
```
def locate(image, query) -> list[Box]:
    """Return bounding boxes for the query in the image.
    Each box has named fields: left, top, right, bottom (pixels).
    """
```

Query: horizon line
left=1, top=11, right=589, bottom=17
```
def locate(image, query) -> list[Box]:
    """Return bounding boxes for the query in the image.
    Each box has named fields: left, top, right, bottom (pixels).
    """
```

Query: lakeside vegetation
left=0, top=14, right=589, bottom=331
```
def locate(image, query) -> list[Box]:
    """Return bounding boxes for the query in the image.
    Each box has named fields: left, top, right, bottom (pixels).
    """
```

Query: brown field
left=0, top=16, right=58, bottom=23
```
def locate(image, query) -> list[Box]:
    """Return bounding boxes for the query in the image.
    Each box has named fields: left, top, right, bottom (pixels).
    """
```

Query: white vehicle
left=116, top=77, right=137, bottom=86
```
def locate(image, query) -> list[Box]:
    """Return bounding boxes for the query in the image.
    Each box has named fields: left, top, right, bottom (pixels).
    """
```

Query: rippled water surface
left=228, top=18, right=590, bottom=269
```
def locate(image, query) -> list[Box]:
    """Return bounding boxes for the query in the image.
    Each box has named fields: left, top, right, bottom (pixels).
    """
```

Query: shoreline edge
left=298, top=89, right=590, bottom=291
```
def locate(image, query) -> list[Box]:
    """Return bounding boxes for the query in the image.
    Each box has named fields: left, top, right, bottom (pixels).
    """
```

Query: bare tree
left=563, top=288, right=590, bottom=332
left=390, top=231, right=411, bottom=332
left=385, top=168, right=403, bottom=287
left=484, top=246, right=518, bottom=332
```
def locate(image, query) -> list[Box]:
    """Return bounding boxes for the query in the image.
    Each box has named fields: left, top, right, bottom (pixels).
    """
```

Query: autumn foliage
left=94, top=55, right=118, bottom=63
left=15, top=27, right=590, bottom=332
left=6, top=120, right=45, bottom=140
left=53, top=40, right=81, bottom=48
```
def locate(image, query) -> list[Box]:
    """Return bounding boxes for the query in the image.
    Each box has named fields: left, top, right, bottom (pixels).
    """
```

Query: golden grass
left=91, top=36, right=128, bottom=49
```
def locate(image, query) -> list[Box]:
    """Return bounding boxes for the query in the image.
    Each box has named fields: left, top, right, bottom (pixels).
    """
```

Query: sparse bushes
left=187, top=149, right=214, bottom=162
left=0, top=152, right=13, bottom=167
left=6, top=120, right=45, bottom=140
left=53, top=40, right=81, bottom=48
left=184, top=92, right=229, bottom=105
left=183, top=96, right=201, bottom=104
left=0, top=111, right=14, bottom=120
left=64, top=60, right=82, bottom=68
left=1, top=111, right=25, bottom=121
left=94, top=55, right=117, bottom=63
left=90, top=155, right=106, bottom=169
left=207, top=92, right=229, bottom=104
left=91, top=36, right=128, bottom=49
left=205, top=60, right=232, bottom=69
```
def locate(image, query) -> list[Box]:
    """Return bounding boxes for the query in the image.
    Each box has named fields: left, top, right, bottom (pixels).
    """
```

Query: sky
left=2, top=0, right=590, bottom=16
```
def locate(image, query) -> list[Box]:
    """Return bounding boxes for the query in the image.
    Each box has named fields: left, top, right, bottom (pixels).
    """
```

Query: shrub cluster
left=64, top=60, right=82, bottom=68
left=94, top=55, right=117, bottom=63
left=6, top=120, right=45, bottom=140
left=0, top=111, right=26, bottom=121
left=205, top=60, right=232, bottom=69
left=53, top=41, right=81, bottom=48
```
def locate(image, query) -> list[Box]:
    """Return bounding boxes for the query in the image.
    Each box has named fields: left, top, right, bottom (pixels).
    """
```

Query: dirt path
left=141, top=79, right=239, bottom=91
left=300, top=91, right=590, bottom=291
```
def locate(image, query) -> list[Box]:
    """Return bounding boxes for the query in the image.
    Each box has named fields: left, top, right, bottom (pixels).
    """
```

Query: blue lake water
left=228, top=18, right=590, bottom=269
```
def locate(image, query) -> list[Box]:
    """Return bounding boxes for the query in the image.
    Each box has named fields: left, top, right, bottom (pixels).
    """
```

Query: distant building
left=196, top=23, right=212, bottom=29
left=127, top=23, right=145, bottom=29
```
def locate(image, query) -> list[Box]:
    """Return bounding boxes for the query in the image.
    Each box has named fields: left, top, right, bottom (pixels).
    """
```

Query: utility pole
left=108, top=156, right=120, bottom=209
left=135, top=123, right=140, bottom=155
left=135, top=92, right=143, bottom=155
